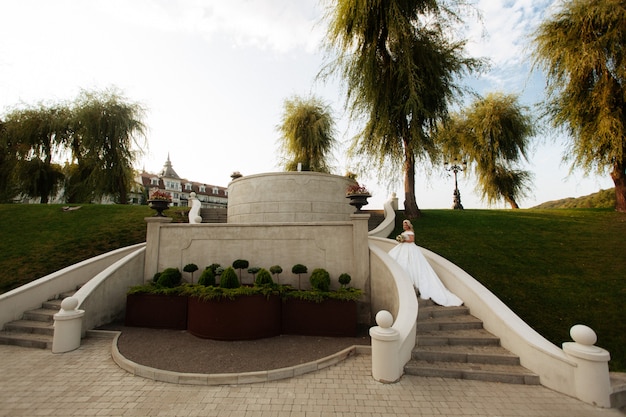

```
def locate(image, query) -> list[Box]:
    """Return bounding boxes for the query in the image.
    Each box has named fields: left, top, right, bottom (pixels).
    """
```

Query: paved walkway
left=0, top=335, right=623, bottom=417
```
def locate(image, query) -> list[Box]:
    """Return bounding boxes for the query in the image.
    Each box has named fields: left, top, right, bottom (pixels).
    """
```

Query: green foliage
left=127, top=282, right=187, bottom=296
left=152, top=272, right=161, bottom=283
left=278, top=95, right=336, bottom=173
left=156, top=268, right=182, bottom=288
left=283, top=287, right=362, bottom=303
left=533, top=188, right=616, bottom=209
left=232, top=259, right=249, bottom=270
left=183, top=263, right=199, bottom=282
left=219, top=266, right=240, bottom=289
left=247, top=266, right=261, bottom=276
left=338, top=273, right=351, bottom=288
left=181, top=283, right=283, bottom=301
left=269, top=265, right=282, bottom=276
left=0, top=88, right=146, bottom=204
left=206, top=263, right=221, bottom=274
left=254, top=268, right=274, bottom=286
left=291, top=264, right=307, bottom=275
left=438, top=93, right=535, bottom=208
left=309, top=268, right=331, bottom=292
left=321, top=0, right=484, bottom=217
left=0, top=204, right=150, bottom=293
left=531, top=0, right=626, bottom=211
left=197, top=268, right=216, bottom=287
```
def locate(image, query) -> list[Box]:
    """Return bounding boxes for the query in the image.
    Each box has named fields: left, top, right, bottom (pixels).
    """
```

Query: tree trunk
left=611, top=161, right=626, bottom=213
left=403, top=139, right=421, bottom=219
left=506, top=195, right=520, bottom=209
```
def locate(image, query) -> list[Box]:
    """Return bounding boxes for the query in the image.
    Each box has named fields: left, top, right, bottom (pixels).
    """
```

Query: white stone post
left=369, top=310, right=401, bottom=383
left=562, top=324, right=611, bottom=408
left=144, top=216, right=173, bottom=282
left=52, top=297, right=85, bottom=353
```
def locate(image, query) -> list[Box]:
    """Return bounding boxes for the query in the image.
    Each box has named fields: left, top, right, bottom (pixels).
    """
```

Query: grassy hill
left=1, top=204, right=624, bottom=372
left=533, top=188, right=616, bottom=209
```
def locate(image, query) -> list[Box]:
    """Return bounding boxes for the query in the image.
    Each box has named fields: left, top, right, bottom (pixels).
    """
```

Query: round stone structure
left=227, top=172, right=357, bottom=223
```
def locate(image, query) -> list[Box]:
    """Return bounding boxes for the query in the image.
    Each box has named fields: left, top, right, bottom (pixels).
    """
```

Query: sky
left=0, top=0, right=615, bottom=209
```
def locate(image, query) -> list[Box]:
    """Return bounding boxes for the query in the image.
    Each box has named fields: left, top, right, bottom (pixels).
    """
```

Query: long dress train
left=388, top=231, right=463, bottom=307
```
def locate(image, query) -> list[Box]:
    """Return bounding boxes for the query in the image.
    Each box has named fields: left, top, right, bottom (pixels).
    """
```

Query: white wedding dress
left=388, top=231, right=463, bottom=307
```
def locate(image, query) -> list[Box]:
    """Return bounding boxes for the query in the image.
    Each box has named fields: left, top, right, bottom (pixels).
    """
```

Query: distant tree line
left=0, top=88, right=146, bottom=204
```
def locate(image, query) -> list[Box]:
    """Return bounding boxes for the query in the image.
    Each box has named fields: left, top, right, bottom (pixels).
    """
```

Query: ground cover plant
left=0, top=204, right=623, bottom=371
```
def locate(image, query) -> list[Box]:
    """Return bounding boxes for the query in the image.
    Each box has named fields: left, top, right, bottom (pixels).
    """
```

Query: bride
left=389, top=219, right=463, bottom=307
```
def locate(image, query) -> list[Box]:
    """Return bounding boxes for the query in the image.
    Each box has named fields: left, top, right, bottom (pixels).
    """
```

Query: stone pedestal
left=369, top=310, right=401, bottom=383
left=562, top=324, right=611, bottom=408
left=52, top=297, right=85, bottom=353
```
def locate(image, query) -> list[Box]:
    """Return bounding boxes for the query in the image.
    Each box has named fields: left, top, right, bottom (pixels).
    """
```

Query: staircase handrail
left=0, top=243, right=146, bottom=329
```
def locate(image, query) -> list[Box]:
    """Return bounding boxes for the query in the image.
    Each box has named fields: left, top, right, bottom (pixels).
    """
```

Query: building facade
left=134, top=155, right=228, bottom=209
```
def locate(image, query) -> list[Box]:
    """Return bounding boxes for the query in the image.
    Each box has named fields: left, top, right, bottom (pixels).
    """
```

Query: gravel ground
left=107, top=325, right=370, bottom=374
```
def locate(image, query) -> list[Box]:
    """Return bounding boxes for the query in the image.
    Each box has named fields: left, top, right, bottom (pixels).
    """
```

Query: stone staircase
left=0, top=289, right=76, bottom=349
left=404, top=298, right=540, bottom=385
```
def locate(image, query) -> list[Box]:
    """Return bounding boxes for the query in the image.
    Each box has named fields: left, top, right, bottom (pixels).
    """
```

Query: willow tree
left=440, top=93, right=535, bottom=208
left=322, top=0, right=482, bottom=218
left=277, top=95, right=336, bottom=173
left=1, top=103, right=71, bottom=203
left=71, top=89, right=146, bottom=204
left=532, top=0, right=626, bottom=212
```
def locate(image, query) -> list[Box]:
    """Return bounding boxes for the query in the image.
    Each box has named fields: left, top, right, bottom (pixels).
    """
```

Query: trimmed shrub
left=220, top=266, right=240, bottom=289
left=156, top=268, right=182, bottom=288
left=338, top=273, right=351, bottom=288
left=198, top=268, right=216, bottom=287
left=310, top=268, right=330, bottom=292
left=254, top=268, right=274, bottom=286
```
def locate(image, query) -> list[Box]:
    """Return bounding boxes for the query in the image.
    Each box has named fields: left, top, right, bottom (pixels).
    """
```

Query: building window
left=151, top=178, right=159, bottom=186
left=185, top=183, right=192, bottom=191
left=199, top=185, right=206, bottom=193
left=212, top=187, right=219, bottom=195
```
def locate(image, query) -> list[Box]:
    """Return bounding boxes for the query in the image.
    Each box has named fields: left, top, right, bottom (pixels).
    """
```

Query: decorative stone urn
left=346, top=193, right=371, bottom=213
left=147, top=199, right=170, bottom=217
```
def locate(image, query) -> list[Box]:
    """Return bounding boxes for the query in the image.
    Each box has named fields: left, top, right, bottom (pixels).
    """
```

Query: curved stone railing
left=368, top=237, right=417, bottom=382
left=0, top=243, right=145, bottom=330
left=72, top=245, right=146, bottom=334
left=368, top=195, right=397, bottom=238
left=418, top=246, right=612, bottom=408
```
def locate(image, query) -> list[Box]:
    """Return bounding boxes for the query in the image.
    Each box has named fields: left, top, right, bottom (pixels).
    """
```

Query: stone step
left=404, top=359, right=541, bottom=385
left=417, top=328, right=501, bottom=346
left=417, top=314, right=484, bottom=332
left=22, top=308, right=58, bottom=323
left=418, top=305, right=470, bottom=319
left=3, top=320, right=54, bottom=336
left=413, top=345, right=520, bottom=366
left=0, top=331, right=52, bottom=349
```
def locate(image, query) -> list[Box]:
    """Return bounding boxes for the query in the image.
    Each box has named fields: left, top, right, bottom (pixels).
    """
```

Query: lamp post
left=444, top=159, right=467, bottom=210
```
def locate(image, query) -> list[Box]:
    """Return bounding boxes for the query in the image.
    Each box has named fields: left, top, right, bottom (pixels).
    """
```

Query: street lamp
left=444, top=159, right=467, bottom=210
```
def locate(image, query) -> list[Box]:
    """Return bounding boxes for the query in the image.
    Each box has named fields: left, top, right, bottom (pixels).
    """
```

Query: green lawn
left=1, top=204, right=624, bottom=371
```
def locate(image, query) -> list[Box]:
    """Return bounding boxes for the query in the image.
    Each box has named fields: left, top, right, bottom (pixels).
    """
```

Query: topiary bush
left=254, top=268, right=274, bottom=286
left=292, top=263, right=307, bottom=289
left=198, top=268, right=216, bottom=287
left=309, top=268, right=330, bottom=292
left=338, top=273, right=351, bottom=288
left=156, top=268, right=182, bottom=288
left=183, top=263, right=199, bottom=283
left=152, top=272, right=162, bottom=283
left=220, top=266, right=240, bottom=289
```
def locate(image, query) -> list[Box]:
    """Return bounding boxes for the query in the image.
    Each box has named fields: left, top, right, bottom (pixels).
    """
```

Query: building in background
left=133, top=155, right=228, bottom=209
